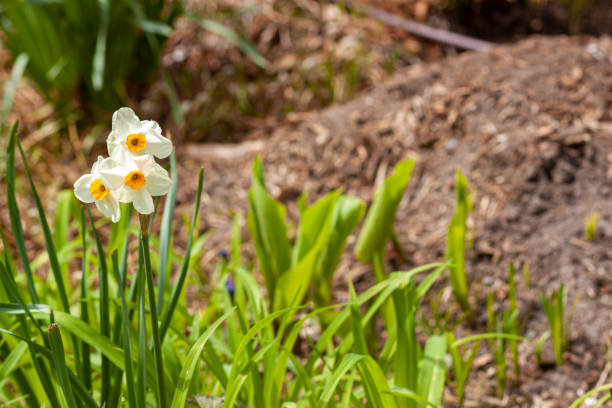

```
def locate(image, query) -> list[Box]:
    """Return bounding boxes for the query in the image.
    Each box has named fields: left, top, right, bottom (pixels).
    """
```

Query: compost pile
left=180, top=36, right=612, bottom=406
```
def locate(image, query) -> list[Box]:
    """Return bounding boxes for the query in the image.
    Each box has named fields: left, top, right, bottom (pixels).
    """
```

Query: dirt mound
left=180, top=35, right=612, bottom=405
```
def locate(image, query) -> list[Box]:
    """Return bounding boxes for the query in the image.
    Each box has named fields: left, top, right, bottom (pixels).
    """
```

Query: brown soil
left=179, top=35, right=612, bottom=406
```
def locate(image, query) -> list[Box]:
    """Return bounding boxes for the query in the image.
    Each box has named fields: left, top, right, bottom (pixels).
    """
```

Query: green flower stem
left=140, top=214, right=166, bottom=407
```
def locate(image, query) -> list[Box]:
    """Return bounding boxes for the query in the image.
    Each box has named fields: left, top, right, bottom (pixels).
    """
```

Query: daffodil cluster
left=74, top=108, right=173, bottom=222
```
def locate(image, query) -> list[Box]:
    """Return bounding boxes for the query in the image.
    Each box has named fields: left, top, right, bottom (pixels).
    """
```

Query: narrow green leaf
left=141, top=227, right=166, bottom=407
left=446, top=169, right=471, bottom=311
left=111, top=252, right=136, bottom=408
left=0, top=341, right=28, bottom=386
left=187, top=13, right=268, bottom=68
left=387, top=386, right=437, bottom=407
left=79, top=206, right=91, bottom=391
left=569, top=383, right=612, bottom=408
left=319, top=353, right=366, bottom=404
left=1, top=53, right=28, bottom=132
left=170, top=309, right=234, bottom=408
left=157, top=152, right=177, bottom=311
left=16, top=139, right=69, bottom=311
left=137, top=240, right=147, bottom=408
left=86, top=206, right=111, bottom=404
left=5, top=123, right=38, bottom=303
left=48, top=324, right=78, bottom=408
left=0, top=302, right=51, bottom=314
left=349, top=282, right=368, bottom=356
left=91, top=0, right=109, bottom=90
left=160, top=167, right=204, bottom=341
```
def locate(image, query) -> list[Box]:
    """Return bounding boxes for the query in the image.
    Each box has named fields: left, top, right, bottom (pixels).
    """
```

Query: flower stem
left=139, top=214, right=166, bottom=407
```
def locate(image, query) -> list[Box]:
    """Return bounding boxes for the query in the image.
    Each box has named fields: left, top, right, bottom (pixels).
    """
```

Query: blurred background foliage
left=0, top=0, right=182, bottom=114
left=0, top=0, right=607, bottom=143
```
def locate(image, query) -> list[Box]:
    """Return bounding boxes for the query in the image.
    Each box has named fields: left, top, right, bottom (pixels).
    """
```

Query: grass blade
left=161, top=167, right=204, bottom=340
left=170, top=308, right=235, bottom=408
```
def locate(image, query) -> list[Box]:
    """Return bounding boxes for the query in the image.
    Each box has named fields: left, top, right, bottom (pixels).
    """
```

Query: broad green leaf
left=356, top=355, right=398, bottom=408
left=292, top=190, right=341, bottom=265
left=247, top=157, right=291, bottom=305
left=392, top=280, right=418, bottom=407
left=417, top=335, right=447, bottom=407
left=355, top=159, right=415, bottom=263
left=317, top=195, right=365, bottom=302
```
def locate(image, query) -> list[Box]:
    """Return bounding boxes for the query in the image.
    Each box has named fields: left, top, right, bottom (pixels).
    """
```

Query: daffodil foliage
left=0, top=118, right=538, bottom=408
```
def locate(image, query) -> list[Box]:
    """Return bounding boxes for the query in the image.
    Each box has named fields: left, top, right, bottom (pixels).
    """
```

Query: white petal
left=112, top=107, right=141, bottom=134
left=74, top=174, right=96, bottom=203
left=145, top=161, right=172, bottom=196
left=108, top=108, right=141, bottom=157
left=90, top=156, right=105, bottom=176
left=95, top=195, right=121, bottom=223
left=98, top=157, right=128, bottom=190
left=107, top=131, right=123, bottom=157
left=117, top=186, right=133, bottom=203
left=132, top=153, right=154, bottom=171
left=141, top=120, right=172, bottom=159
left=131, top=188, right=154, bottom=214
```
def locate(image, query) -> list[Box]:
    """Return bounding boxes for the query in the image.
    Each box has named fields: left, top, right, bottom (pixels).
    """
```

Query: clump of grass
left=585, top=211, right=599, bottom=241
left=540, top=284, right=568, bottom=366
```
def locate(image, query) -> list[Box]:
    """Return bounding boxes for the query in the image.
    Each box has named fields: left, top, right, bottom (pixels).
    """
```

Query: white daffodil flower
left=98, top=149, right=172, bottom=215
left=107, top=107, right=172, bottom=159
left=73, top=156, right=121, bottom=222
